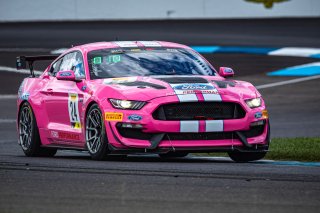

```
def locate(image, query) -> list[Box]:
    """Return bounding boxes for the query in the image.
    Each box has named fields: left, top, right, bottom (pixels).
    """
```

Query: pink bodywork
left=17, top=41, right=269, bottom=152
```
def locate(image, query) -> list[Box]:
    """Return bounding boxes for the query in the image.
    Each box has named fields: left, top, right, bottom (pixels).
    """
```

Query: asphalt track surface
left=0, top=19, right=320, bottom=213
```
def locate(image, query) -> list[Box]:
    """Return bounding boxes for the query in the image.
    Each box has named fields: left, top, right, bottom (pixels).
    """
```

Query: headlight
left=109, top=99, right=146, bottom=110
left=245, top=97, right=261, bottom=108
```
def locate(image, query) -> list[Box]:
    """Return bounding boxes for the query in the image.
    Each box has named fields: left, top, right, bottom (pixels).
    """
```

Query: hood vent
left=154, top=77, right=208, bottom=84
left=212, top=80, right=236, bottom=88
left=118, top=81, right=166, bottom=89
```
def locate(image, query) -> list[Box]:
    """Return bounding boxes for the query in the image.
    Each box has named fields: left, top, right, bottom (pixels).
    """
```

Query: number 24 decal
left=68, top=93, right=81, bottom=129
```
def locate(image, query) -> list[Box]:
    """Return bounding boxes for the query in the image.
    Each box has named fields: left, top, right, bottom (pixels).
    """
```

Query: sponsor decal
left=128, top=114, right=142, bottom=121
left=59, top=71, right=72, bottom=77
left=106, top=55, right=121, bottom=64
left=171, top=83, right=220, bottom=97
left=105, top=112, right=123, bottom=121
left=68, top=93, right=81, bottom=129
left=130, top=48, right=142, bottom=52
left=93, top=56, right=102, bottom=64
left=114, top=41, right=138, bottom=48
left=182, top=90, right=218, bottom=94
left=20, top=92, right=30, bottom=100
left=255, top=112, right=263, bottom=119
left=224, top=68, right=233, bottom=73
left=51, top=131, right=59, bottom=138
left=104, top=77, right=137, bottom=85
left=51, top=130, right=80, bottom=140
left=81, top=85, right=87, bottom=91
left=139, top=41, right=162, bottom=47
left=166, top=48, right=179, bottom=52
left=173, top=84, right=214, bottom=91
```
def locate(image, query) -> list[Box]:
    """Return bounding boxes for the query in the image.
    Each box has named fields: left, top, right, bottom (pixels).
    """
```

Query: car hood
left=91, top=75, right=260, bottom=102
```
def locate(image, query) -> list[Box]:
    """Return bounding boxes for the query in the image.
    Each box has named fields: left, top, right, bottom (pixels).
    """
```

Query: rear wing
left=16, top=55, right=59, bottom=77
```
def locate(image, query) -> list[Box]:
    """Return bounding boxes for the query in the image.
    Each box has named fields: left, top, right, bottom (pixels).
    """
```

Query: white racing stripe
left=0, top=66, right=42, bottom=75
left=169, top=83, right=199, bottom=102
left=205, top=120, right=223, bottom=132
left=177, top=94, right=198, bottom=102
left=180, top=121, right=199, bottom=133
left=203, top=93, right=222, bottom=101
left=0, top=119, right=16, bottom=124
left=256, top=75, right=320, bottom=89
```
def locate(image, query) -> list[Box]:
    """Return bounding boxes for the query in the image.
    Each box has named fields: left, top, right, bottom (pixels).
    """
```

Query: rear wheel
left=159, top=152, right=189, bottom=158
left=85, top=104, right=109, bottom=160
left=18, top=102, right=57, bottom=157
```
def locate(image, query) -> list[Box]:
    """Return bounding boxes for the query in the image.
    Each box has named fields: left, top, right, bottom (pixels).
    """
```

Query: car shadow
left=50, top=152, right=233, bottom=164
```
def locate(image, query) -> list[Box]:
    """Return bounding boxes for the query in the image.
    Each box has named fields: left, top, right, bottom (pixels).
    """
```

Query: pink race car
left=16, top=41, right=270, bottom=162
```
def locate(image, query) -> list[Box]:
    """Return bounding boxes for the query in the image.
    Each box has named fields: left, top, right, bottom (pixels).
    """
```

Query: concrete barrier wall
left=0, top=0, right=319, bottom=22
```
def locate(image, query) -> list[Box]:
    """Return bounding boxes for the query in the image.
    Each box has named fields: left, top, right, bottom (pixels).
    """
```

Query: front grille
left=153, top=102, right=246, bottom=121
left=116, top=123, right=265, bottom=140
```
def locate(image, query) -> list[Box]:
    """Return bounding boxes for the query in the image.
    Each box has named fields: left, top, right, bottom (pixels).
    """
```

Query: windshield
left=87, top=47, right=216, bottom=79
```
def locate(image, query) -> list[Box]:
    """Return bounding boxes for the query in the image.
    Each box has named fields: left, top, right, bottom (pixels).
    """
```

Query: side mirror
left=219, top=67, right=234, bottom=78
left=56, top=70, right=77, bottom=81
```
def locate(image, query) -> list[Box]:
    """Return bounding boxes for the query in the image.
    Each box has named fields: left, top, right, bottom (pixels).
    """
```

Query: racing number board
left=68, top=93, right=81, bottom=129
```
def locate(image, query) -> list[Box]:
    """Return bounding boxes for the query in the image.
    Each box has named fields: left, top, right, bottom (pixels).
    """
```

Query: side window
left=59, top=52, right=77, bottom=71
left=59, top=52, right=85, bottom=79
left=74, top=52, right=85, bottom=79
left=50, top=58, right=63, bottom=77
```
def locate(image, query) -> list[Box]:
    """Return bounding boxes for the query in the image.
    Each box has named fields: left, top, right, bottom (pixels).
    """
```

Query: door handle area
left=46, top=88, right=53, bottom=94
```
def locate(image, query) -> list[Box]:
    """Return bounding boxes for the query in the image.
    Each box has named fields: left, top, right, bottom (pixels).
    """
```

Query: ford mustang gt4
left=16, top=41, right=270, bottom=162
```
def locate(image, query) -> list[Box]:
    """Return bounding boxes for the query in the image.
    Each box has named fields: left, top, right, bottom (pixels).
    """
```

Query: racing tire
left=228, top=151, right=267, bottom=163
left=18, top=102, right=57, bottom=157
left=159, top=152, right=189, bottom=158
left=85, top=104, right=109, bottom=160
left=228, top=121, right=271, bottom=163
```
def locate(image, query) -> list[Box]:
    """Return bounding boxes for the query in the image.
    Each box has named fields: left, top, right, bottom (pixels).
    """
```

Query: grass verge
left=266, top=137, right=320, bottom=162
left=192, top=137, right=320, bottom=162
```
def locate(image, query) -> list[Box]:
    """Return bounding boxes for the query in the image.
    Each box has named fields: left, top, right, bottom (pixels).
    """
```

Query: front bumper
left=104, top=95, right=270, bottom=152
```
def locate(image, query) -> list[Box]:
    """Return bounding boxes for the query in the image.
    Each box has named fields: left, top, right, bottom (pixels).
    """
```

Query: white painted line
left=0, top=66, right=42, bottom=75
left=0, top=140, right=18, bottom=144
left=0, top=94, right=17, bottom=99
left=268, top=47, right=320, bottom=57
left=0, top=48, right=50, bottom=52
left=256, top=75, right=320, bottom=89
left=50, top=48, right=67, bottom=54
left=0, top=119, right=16, bottom=124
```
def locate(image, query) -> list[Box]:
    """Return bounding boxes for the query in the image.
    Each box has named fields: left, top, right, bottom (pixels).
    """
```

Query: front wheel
left=85, top=104, right=109, bottom=160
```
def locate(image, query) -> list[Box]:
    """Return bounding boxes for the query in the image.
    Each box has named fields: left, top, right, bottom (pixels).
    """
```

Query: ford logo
left=60, top=71, right=72, bottom=77
left=173, top=84, right=214, bottom=90
left=128, top=114, right=142, bottom=121
left=255, top=112, right=262, bottom=119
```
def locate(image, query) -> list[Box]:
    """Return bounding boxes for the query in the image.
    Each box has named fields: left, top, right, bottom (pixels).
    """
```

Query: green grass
left=192, top=137, right=320, bottom=162
left=266, top=137, right=320, bottom=162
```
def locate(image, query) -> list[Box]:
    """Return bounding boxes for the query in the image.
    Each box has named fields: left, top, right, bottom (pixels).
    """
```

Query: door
left=42, top=51, right=86, bottom=144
